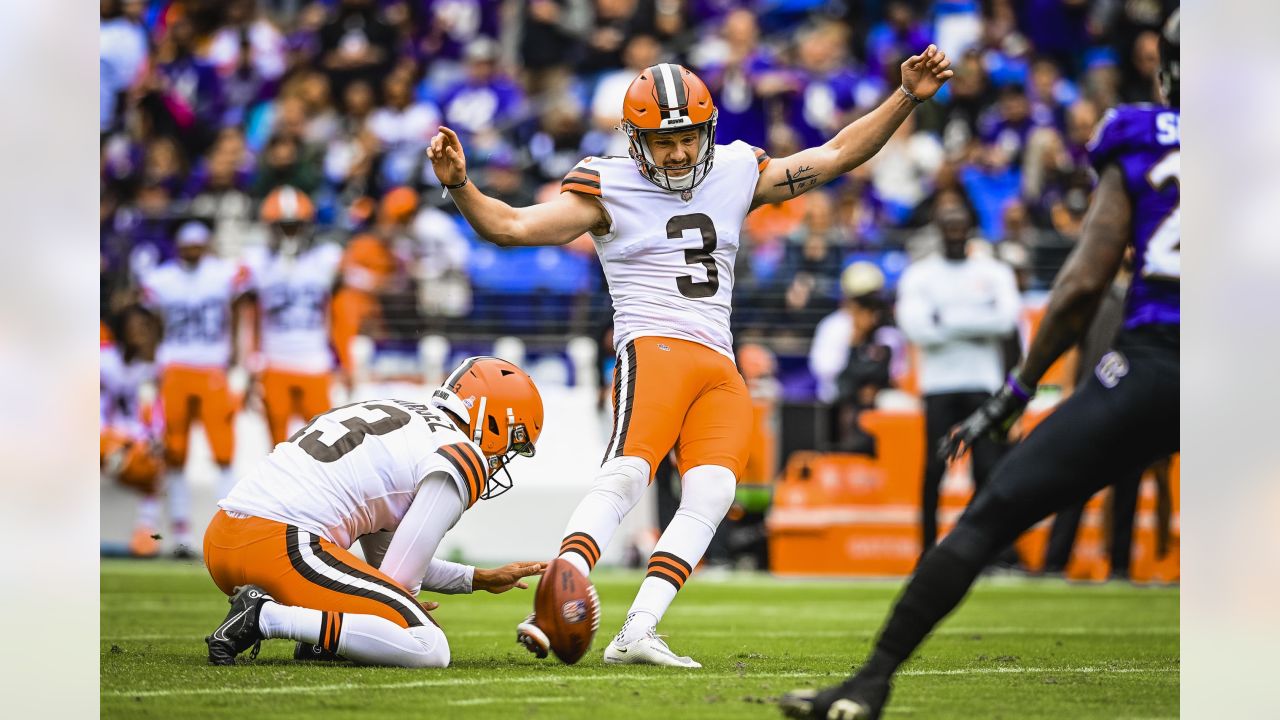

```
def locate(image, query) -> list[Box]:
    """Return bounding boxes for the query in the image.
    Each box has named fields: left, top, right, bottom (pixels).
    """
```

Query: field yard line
left=106, top=666, right=1176, bottom=699
left=110, top=626, right=1177, bottom=642
left=447, top=696, right=582, bottom=706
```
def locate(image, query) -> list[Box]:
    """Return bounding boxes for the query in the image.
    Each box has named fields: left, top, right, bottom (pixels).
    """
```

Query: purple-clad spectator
left=153, top=17, right=225, bottom=153
left=437, top=38, right=526, bottom=143
left=219, top=34, right=276, bottom=128
left=938, top=51, right=992, bottom=158
left=319, top=0, right=398, bottom=98
left=111, top=182, right=179, bottom=282
left=864, top=1, right=931, bottom=79
left=1027, top=56, right=1079, bottom=130
left=1020, top=0, right=1089, bottom=71
left=411, top=0, right=502, bottom=89
left=977, top=84, right=1053, bottom=168
left=142, top=136, right=189, bottom=198
left=205, top=0, right=287, bottom=82
left=698, top=9, right=788, bottom=152
left=783, top=20, right=882, bottom=150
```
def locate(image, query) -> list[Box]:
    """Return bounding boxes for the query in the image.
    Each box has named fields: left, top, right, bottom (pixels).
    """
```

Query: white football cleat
left=603, top=628, right=702, bottom=668
left=516, top=613, right=550, bottom=659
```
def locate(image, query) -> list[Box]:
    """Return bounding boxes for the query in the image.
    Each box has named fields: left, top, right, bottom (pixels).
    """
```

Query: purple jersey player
left=1088, top=105, right=1181, bottom=328
left=781, top=11, right=1181, bottom=719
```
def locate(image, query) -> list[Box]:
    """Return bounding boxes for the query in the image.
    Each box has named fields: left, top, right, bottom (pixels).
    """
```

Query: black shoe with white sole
left=205, top=585, right=272, bottom=666
left=778, top=673, right=891, bottom=720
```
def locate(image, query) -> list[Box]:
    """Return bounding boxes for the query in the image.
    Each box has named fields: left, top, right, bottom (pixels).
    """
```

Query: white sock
left=257, top=600, right=449, bottom=667
left=165, top=469, right=193, bottom=546
left=622, top=464, right=735, bottom=643
left=258, top=600, right=321, bottom=641
left=557, top=457, right=649, bottom=575
left=216, top=466, right=237, bottom=502
left=135, top=495, right=160, bottom=530
left=614, top=610, right=658, bottom=646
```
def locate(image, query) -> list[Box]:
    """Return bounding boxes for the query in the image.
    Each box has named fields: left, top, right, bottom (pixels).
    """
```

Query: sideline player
left=203, top=357, right=547, bottom=667
left=428, top=49, right=954, bottom=666
left=779, top=11, right=1180, bottom=718
left=100, top=305, right=165, bottom=557
left=139, top=221, right=251, bottom=555
left=242, top=186, right=343, bottom=445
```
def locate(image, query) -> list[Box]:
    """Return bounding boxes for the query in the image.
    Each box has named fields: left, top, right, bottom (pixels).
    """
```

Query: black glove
left=937, top=375, right=1033, bottom=462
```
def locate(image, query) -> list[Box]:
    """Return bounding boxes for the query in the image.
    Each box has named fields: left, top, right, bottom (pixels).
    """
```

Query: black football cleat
left=294, top=642, right=343, bottom=661
left=206, top=585, right=272, bottom=666
left=778, top=674, right=891, bottom=720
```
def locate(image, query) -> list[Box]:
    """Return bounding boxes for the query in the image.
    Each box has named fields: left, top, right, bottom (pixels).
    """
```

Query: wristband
left=899, top=84, right=924, bottom=105
left=1005, top=373, right=1035, bottom=402
left=440, top=176, right=468, bottom=199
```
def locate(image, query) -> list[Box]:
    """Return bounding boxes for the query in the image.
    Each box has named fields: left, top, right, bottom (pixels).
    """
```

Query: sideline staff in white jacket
left=897, top=200, right=1020, bottom=554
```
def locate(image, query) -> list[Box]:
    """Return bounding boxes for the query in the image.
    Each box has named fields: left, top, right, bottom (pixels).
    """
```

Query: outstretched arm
left=752, top=45, right=953, bottom=209
left=427, top=126, right=605, bottom=247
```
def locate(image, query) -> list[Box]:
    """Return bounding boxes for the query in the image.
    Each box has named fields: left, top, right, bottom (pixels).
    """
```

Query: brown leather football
left=533, top=558, right=600, bottom=665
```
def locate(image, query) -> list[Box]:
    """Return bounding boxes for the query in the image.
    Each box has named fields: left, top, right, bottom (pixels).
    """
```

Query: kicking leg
left=605, top=464, right=736, bottom=668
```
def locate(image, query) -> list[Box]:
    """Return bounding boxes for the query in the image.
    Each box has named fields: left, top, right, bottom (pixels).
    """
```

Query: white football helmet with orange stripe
left=430, top=356, right=544, bottom=499
left=620, top=62, right=718, bottom=193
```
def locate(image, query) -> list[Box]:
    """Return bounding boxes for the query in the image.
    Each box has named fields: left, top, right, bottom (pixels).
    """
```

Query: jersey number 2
left=292, top=402, right=412, bottom=463
left=670, top=213, right=719, bottom=299
left=1144, top=150, right=1180, bottom=280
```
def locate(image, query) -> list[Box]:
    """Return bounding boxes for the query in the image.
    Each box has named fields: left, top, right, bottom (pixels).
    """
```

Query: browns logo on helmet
left=430, top=356, right=544, bottom=499
left=620, top=62, right=718, bottom=194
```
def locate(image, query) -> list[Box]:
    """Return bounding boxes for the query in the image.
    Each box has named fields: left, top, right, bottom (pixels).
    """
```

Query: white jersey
left=895, top=253, right=1021, bottom=395
left=140, top=257, right=248, bottom=369
left=566, top=141, right=767, bottom=359
left=220, top=398, right=488, bottom=549
left=242, top=242, right=342, bottom=374
left=100, top=344, right=160, bottom=438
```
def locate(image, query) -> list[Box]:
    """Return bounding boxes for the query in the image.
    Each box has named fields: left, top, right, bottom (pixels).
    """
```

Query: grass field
left=101, top=559, right=1178, bottom=719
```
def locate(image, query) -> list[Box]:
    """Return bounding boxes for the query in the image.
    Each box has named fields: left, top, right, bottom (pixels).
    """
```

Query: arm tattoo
left=773, top=165, right=821, bottom=196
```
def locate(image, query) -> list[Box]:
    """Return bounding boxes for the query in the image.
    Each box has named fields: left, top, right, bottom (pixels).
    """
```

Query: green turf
left=101, top=559, right=1178, bottom=719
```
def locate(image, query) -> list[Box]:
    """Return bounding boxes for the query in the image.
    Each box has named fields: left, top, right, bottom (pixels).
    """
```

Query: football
left=533, top=558, right=601, bottom=665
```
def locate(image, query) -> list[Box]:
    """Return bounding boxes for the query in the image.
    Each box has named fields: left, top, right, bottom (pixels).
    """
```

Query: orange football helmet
left=260, top=185, right=316, bottom=225
left=433, top=356, right=544, bottom=499
left=620, top=62, right=718, bottom=193
left=100, top=430, right=163, bottom=493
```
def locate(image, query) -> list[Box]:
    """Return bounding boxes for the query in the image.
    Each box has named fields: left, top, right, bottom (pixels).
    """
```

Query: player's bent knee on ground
left=677, top=465, right=737, bottom=526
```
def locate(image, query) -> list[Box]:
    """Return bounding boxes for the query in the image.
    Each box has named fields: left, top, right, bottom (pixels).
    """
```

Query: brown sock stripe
left=647, top=557, right=690, bottom=580
left=645, top=564, right=686, bottom=590
left=560, top=536, right=600, bottom=568
left=650, top=551, right=693, bottom=576
left=560, top=533, right=600, bottom=562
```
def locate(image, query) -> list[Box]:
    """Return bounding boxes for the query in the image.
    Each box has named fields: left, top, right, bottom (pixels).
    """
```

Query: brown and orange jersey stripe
left=436, top=442, right=487, bottom=507
left=561, top=162, right=602, bottom=197
left=751, top=146, right=770, bottom=173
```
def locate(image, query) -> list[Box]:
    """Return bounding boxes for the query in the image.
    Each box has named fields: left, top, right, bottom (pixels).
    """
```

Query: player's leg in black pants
left=795, top=330, right=1179, bottom=717
left=1107, top=469, right=1143, bottom=578
left=920, top=392, right=968, bottom=554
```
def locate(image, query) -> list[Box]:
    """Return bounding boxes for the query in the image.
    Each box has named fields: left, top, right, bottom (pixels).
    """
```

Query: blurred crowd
left=100, top=0, right=1176, bottom=359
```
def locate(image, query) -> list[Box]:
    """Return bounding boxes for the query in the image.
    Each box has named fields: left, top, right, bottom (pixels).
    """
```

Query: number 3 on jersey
left=290, top=402, right=412, bottom=462
left=1144, top=150, right=1180, bottom=280
left=670, top=213, right=719, bottom=299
